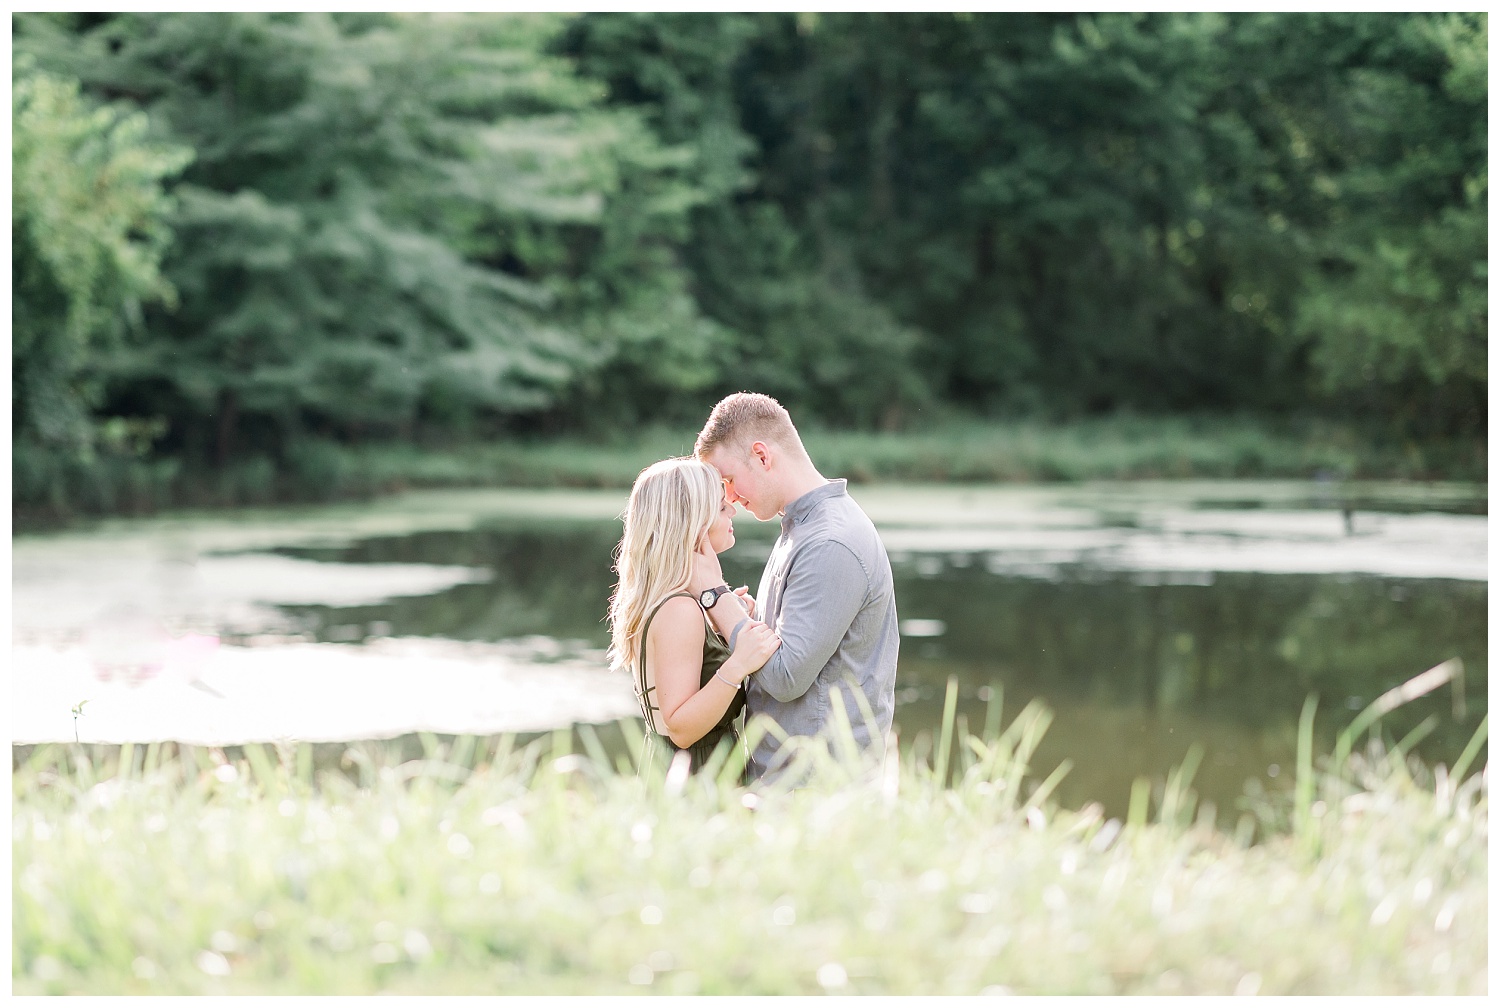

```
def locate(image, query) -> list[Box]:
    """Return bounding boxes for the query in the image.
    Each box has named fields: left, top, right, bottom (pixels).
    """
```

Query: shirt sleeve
left=754, top=537, right=870, bottom=703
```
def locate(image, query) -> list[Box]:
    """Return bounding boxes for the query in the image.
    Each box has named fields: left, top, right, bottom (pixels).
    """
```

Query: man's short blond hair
left=694, top=392, right=808, bottom=461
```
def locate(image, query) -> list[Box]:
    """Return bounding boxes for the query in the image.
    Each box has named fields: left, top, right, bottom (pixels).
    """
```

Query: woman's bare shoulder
left=647, top=595, right=706, bottom=645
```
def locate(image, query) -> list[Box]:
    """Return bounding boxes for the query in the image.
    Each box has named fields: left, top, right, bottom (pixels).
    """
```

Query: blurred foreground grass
left=13, top=676, right=1487, bottom=995
left=17, top=414, right=1485, bottom=527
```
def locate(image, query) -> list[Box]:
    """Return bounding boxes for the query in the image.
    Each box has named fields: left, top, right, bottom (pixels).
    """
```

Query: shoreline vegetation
left=12, top=674, right=1487, bottom=995
left=12, top=414, right=1487, bottom=530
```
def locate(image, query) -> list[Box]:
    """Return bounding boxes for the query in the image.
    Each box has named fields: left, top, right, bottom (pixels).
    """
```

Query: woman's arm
left=691, top=549, right=758, bottom=646
left=650, top=596, right=778, bottom=749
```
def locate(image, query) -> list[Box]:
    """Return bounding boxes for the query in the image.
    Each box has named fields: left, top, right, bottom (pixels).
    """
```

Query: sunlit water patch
left=12, top=637, right=632, bottom=746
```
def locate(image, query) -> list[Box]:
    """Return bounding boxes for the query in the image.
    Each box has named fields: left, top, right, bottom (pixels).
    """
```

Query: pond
left=11, top=481, right=1486, bottom=823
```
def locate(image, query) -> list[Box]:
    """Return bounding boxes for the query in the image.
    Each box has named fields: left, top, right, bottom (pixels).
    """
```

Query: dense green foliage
left=11, top=13, right=1486, bottom=519
left=560, top=12, right=1486, bottom=430
left=12, top=55, right=191, bottom=511
left=13, top=14, right=716, bottom=457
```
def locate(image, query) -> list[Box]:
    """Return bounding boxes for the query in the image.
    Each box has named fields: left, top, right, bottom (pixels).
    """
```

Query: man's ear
left=750, top=440, right=772, bottom=469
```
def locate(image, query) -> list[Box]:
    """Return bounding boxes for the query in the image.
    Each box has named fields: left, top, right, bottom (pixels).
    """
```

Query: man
left=689, top=391, right=899, bottom=783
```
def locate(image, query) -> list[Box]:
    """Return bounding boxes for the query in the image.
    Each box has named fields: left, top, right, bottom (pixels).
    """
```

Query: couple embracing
left=607, top=392, right=900, bottom=786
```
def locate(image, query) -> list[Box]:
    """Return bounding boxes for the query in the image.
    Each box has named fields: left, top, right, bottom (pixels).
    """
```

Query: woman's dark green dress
left=633, top=592, right=746, bottom=774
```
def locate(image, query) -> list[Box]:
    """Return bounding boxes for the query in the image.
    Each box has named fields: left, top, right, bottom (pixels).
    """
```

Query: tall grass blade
left=143, top=741, right=162, bottom=777
left=514, top=737, right=547, bottom=786
left=67, top=744, right=91, bottom=785
left=488, top=733, right=518, bottom=776
left=827, top=684, right=861, bottom=770
left=996, top=698, right=1040, bottom=752
left=713, top=733, right=751, bottom=791
left=983, top=682, right=1004, bottom=743
left=693, top=727, right=749, bottom=789
left=1392, top=715, right=1438, bottom=765
left=911, top=731, right=932, bottom=779
left=1015, top=704, right=1051, bottom=764
left=1233, top=813, right=1256, bottom=849
left=1335, top=659, right=1463, bottom=770
left=1162, top=744, right=1204, bottom=828
left=843, top=673, right=881, bottom=750
left=1294, top=695, right=1318, bottom=856
left=741, top=713, right=787, bottom=771
left=343, top=745, right=374, bottom=789
left=576, top=723, right=611, bottom=774
left=882, top=727, right=901, bottom=804
left=244, top=742, right=278, bottom=793
left=935, top=676, right=959, bottom=787
left=615, top=717, right=645, bottom=775
left=1127, top=777, right=1151, bottom=830
left=1450, top=714, right=1488, bottom=784
left=296, top=741, right=313, bottom=784
left=1027, top=758, right=1073, bottom=812
left=549, top=727, right=573, bottom=764
left=450, top=733, right=478, bottom=772
left=1001, top=702, right=1052, bottom=811
left=663, top=749, right=691, bottom=797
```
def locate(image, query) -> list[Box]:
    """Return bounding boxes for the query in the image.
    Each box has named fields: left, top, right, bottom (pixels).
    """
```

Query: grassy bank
left=13, top=684, right=1487, bottom=995
left=13, top=414, right=1485, bottom=528
left=321, top=414, right=1487, bottom=489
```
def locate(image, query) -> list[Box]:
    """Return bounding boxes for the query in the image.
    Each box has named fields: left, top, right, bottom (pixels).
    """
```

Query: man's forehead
left=703, top=447, right=738, bottom=473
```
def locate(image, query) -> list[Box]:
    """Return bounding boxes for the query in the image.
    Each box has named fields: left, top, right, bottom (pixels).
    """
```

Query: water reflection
left=889, top=559, right=1484, bottom=817
left=271, top=516, right=1486, bottom=820
left=269, top=523, right=626, bottom=650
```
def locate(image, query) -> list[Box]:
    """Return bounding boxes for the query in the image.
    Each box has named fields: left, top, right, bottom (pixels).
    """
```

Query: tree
left=12, top=55, right=191, bottom=498
left=567, top=12, right=1486, bottom=439
left=1288, top=13, right=1487, bottom=437
left=14, top=12, right=723, bottom=465
left=561, top=12, right=932, bottom=429
left=13, top=10, right=1483, bottom=499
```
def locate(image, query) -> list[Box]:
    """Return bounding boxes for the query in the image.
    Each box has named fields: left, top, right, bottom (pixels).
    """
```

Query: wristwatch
left=698, top=584, right=733, bottom=610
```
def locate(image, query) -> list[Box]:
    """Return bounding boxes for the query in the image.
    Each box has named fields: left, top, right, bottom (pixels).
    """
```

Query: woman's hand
left=691, top=542, right=727, bottom=595
left=722, top=619, right=778, bottom=683
left=734, top=585, right=757, bottom=619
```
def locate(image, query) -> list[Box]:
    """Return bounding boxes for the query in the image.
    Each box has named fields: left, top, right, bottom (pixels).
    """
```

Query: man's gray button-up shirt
left=741, top=479, right=899, bottom=782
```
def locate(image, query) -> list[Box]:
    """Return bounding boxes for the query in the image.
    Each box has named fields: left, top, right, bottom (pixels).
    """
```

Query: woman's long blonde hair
left=607, top=457, right=722, bottom=675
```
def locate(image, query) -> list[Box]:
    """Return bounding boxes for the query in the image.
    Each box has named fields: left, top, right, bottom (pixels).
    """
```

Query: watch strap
left=700, top=584, right=732, bottom=609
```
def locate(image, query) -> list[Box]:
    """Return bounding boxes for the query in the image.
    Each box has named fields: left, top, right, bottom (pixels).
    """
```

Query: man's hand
left=691, top=544, right=727, bottom=594
left=734, top=585, right=757, bottom=619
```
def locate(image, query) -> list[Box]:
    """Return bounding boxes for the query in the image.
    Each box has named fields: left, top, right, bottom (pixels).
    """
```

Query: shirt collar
left=780, top=479, right=847, bottom=532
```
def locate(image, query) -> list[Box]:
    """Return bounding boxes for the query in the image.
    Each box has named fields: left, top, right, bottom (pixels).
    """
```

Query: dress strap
left=634, top=592, right=699, bottom=736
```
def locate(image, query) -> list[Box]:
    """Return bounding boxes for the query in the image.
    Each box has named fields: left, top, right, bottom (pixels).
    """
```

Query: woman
left=608, top=457, right=779, bottom=775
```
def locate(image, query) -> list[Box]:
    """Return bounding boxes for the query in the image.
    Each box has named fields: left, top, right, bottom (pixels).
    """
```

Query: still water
left=253, top=482, right=1486, bottom=822
left=12, top=482, right=1486, bottom=823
